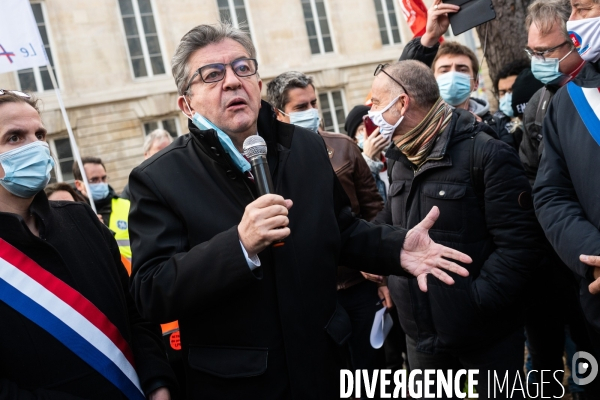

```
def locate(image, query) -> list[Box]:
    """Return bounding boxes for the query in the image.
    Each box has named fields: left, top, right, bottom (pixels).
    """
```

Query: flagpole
left=45, top=63, right=97, bottom=213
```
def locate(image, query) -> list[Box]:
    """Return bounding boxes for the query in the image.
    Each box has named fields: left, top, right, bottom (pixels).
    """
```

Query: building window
left=217, top=0, right=253, bottom=43
left=374, top=0, right=401, bottom=45
left=319, top=90, right=347, bottom=133
left=118, top=0, right=166, bottom=78
left=143, top=117, right=180, bottom=138
left=48, top=137, right=75, bottom=183
left=301, top=0, right=334, bottom=55
left=17, top=2, right=58, bottom=92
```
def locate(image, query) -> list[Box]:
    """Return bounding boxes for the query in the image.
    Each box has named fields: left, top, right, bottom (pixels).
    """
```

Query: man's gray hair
left=143, top=129, right=173, bottom=154
left=266, top=71, right=314, bottom=112
left=384, top=60, right=440, bottom=110
left=526, top=0, right=572, bottom=41
left=171, top=22, right=256, bottom=96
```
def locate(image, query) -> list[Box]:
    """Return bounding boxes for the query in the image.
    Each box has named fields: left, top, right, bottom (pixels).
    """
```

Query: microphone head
left=243, top=135, right=267, bottom=160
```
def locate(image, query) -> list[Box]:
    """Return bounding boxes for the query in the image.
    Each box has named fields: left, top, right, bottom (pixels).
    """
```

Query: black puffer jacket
left=374, top=108, right=544, bottom=353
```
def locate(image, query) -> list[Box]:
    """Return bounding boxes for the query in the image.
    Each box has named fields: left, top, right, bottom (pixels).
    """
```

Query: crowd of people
left=0, top=0, right=600, bottom=399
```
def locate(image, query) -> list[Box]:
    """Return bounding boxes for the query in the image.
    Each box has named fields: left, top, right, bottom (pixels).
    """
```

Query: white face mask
left=367, top=96, right=404, bottom=140
left=567, top=16, right=600, bottom=63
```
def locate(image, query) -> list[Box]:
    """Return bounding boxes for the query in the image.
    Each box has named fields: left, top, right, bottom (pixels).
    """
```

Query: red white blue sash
left=0, top=238, right=145, bottom=400
left=567, top=82, right=600, bottom=146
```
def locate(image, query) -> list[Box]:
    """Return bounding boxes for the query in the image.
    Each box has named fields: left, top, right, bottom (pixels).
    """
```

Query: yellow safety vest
left=108, top=198, right=132, bottom=262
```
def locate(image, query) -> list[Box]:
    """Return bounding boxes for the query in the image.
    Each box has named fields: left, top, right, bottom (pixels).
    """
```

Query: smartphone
left=444, top=0, right=496, bottom=36
left=363, top=116, right=378, bottom=137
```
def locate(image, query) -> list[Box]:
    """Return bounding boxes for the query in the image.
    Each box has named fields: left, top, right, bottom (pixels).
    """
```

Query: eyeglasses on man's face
left=185, top=58, right=258, bottom=93
left=524, top=41, right=571, bottom=62
left=374, top=64, right=409, bottom=97
left=0, top=89, right=31, bottom=99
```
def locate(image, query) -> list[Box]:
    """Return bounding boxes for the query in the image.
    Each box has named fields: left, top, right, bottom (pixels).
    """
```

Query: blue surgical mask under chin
left=499, top=93, right=515, bottom=118
left=89, top=182, right=109, bottom=201
left=190, top=112, right=251, bottom=173
left=288, top=108, right=321, bottom=132
left=436, top=71, right=473, bottom=106
left=0, top=141, right=55, bottom=198
left=530, top=57, right=567, bottom=85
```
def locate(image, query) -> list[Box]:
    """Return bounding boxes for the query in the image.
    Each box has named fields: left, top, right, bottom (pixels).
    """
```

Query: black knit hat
left=344, top=105, right=370, bottom=138
left=511, top=68, right=544, bottom=116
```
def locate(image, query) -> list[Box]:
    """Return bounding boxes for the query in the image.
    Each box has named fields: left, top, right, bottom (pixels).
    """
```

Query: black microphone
left=243, top=135, right=284, bottom=247
left=243, top=135, right=274, bottom=196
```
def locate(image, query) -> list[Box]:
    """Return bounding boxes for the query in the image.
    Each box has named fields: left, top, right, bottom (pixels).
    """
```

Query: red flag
left=399, top=0, right=429, bottom=38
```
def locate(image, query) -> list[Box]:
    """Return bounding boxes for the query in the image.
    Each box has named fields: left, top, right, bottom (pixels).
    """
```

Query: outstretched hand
left=421, top=0, right=461, bottom=47
left=400, top=206, right=472, bottom=292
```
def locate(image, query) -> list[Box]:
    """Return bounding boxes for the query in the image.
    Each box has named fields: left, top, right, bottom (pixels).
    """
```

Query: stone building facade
left=0, top=0, right=486, bottom=192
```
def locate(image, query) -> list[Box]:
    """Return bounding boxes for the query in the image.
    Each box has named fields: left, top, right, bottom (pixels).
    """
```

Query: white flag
left=0, top=0, right=48, bottom=74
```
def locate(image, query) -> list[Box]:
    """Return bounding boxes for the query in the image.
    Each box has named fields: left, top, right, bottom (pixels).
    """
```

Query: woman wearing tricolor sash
left=0, top=90, right=176, bottom=399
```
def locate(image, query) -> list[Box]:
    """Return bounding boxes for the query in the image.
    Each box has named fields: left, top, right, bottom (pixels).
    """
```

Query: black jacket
left=533, top=61, right=600, bottom=333
left=127, top=101, right=406, bottom=399
left=0, top=192, right=176, bottom=399
left=399, top=37, right=515, bottom=149
left=373, top=109, right=543, bottom=353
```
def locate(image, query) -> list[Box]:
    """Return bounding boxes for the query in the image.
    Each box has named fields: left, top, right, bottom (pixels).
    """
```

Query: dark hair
left=0, top=90, right=40, bottom=113
left=266, top=71, right=314, bottom=112
left=72, top=157, right=106, bottom=181
left=493, top=59, right=530, bottom=95
left=432, top=41, right=480, bottom=79
left=172, top=22, right=256, bottom=96
left=44, top=182, right=86, bottom=202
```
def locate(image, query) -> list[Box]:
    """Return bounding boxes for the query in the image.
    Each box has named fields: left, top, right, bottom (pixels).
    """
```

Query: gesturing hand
left=421, top=0, right=461, bottom=47
left=581, top=255, right=600, bottom=295
left=400, top=206, right=472, bottom=292
left=238, top=194, right=293, bottom=257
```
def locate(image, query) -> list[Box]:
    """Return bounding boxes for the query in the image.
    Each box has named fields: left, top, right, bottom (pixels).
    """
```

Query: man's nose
left=222, top=66, right=243, bottom=90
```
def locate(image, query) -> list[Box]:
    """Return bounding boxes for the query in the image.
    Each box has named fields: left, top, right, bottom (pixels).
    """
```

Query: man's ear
left=398, top=93, right=410, bottom=117
left=471, top=77, right=480, bottom=93
left=74, top=180, right=84, bottom=194
left=177, top=96, right=193, bottom=118
left=274, top=108, right=287, bottom=122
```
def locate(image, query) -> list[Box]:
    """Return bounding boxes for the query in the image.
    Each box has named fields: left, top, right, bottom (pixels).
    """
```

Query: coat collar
left=0, top=191, right=53, bottom=243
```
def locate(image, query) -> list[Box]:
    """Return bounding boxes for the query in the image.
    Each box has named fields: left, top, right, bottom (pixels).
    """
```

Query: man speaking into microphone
left=128, top=22, right=472, bottom=400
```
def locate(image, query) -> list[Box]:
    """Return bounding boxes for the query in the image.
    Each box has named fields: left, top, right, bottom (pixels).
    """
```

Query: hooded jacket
left=374, top=108, right=543, bottom=352
left=533, top=60, right=600, bottom=333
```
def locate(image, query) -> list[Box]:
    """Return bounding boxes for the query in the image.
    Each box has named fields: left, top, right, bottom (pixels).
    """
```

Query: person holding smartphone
left=345, top=105, right=389, bottom=202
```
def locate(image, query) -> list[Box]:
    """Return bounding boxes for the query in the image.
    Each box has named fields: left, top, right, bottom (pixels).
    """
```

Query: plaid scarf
left=395, top=97, right=453, bottom=167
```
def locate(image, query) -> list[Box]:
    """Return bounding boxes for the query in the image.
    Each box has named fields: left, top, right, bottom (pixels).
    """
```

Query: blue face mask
left=89, top=182, right=109, bottom=201
left=356, top=133, right=365, bottom=149
left=190, top=112, right=251, bottom=173
left=0, top=141, right=54, bottom=198
left=288, top=108, right=321, bottom=132
left=499, top=92, right=515, bottom=118
left=436, top=71, right=473, bottom=106
left=530, top=53, right=571, bottom=85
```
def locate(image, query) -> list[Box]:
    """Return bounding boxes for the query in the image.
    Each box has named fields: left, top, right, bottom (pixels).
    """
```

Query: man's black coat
left=128, top=101, right=407, bottom=399
left=0, top=193, right=176, bottom=399
left=534, top=60, right=600, bottom=333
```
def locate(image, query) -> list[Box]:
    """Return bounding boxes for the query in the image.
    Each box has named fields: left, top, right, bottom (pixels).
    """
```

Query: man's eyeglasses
left=374, top=64, right=409, bottom=96
left=0, top=89, right=31, bottom=99
left=524, top=41, right=571, bottom=62
left=185, top=58, right=258, bottom=93
left=88, top=176, right=108, bottom=184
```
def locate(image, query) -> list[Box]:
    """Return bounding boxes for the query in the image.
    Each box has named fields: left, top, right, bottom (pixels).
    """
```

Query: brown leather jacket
left=319, top=131, right=384, bottom=290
